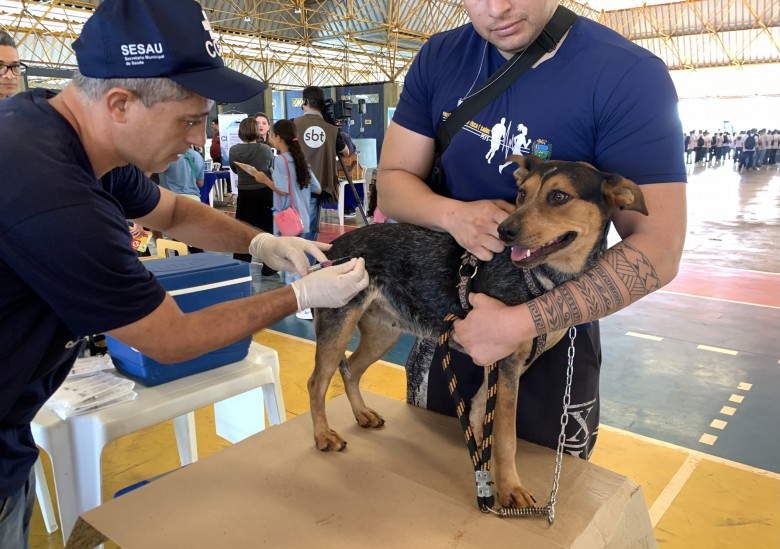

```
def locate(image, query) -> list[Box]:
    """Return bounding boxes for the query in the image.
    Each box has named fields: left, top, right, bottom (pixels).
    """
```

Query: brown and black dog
left=308, top=155, right=648, bottom=508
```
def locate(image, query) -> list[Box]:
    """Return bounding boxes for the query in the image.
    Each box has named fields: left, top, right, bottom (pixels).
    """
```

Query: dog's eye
left=548, top=190, right=570, bottom=205
left=517, top=189, right=526, bottom=203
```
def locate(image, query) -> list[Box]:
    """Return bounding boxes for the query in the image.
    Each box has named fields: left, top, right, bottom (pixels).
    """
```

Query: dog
left=308, top=155, right=648, bottom=508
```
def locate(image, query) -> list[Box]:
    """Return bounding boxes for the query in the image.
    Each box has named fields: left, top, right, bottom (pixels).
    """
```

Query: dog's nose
left=498, top=222, right=518, bottom=242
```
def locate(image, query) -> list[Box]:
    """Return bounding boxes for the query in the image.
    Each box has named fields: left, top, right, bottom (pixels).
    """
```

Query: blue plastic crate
left=106, top=253, right=252, bottom=386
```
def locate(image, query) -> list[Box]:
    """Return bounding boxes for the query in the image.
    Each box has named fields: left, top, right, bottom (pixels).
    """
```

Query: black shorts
left=406, top=322, right=602, bottom=459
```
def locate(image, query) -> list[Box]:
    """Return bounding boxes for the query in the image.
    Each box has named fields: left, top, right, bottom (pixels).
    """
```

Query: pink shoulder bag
left=274, top=157, right=304, bottom=237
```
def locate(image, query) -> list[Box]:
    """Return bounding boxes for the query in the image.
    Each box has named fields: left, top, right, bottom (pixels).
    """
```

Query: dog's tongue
left=511, top=246, right=537, bottom=261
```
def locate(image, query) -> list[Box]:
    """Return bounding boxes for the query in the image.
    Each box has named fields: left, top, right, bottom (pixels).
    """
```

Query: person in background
left=684, top=130, right=695, bottom=164
left=0, top=30, right=23, bottom=100
left=159, top=146, right=206, bottom=253
left=337, top=123, right=360, bottom=218
left=253, top=111, right=272, bottom=145
left=755, top=128, right=768, bottom=168
left=159, top=146, right=205, bottom=201
left=769, top=130, right=779, bottom=166
left=378, top=0, right=685, bottom=473
left=228, top=117, right=276, bottom=271
left=268, top=119, right=323, bottom=319
left=209, top=118, right=222, bottom=166
left=733, top=130, right=744, bottom=167
left=294, top=86, right=350, bottom=239
left=740, top=128, right=758, bottom=172
left=0, top=2, right=369, bottom=545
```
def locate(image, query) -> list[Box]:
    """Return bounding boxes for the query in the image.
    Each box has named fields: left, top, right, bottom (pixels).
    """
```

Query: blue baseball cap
left=73, top=0, right=267, bottom=103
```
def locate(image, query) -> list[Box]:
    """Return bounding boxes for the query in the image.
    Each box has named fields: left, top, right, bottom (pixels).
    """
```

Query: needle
left=307, top=256, right=352, bottom=273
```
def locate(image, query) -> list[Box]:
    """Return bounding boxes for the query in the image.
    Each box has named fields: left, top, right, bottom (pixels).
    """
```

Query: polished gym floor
left=30, top=161, right=779, bottom=548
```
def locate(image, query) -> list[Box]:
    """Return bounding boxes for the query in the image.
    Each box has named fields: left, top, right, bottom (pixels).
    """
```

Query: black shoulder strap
left=436, top=6, right=577, bottom=155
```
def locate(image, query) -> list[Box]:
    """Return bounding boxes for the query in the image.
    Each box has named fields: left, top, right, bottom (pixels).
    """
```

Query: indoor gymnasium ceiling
left=1, top=0, right=778, bottom=90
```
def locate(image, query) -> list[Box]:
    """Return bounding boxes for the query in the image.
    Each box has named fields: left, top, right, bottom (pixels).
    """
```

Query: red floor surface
left=318, top=221, right=359, bottom=244
left=662, top=262, right=780, bottom=308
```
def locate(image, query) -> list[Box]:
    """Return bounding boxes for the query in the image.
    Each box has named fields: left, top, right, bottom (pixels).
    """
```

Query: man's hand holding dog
left=443, top=199, right=515, bottom=261
left=453, top=293, right=535, bottom=366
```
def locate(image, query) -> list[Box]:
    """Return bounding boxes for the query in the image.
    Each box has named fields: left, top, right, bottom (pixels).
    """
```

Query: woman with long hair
left=253, top=112, right=271, bottom=145
left=228, top=117, right=276, bottom=271
left=269, top=119, right=321, bottom=241
left=268, top=119, right=322, bottom=318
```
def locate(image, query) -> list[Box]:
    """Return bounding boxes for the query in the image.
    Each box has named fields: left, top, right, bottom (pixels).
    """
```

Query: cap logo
left=120, top=43, right=165, bottom=66
left=201, top=10, right=221, bottom=58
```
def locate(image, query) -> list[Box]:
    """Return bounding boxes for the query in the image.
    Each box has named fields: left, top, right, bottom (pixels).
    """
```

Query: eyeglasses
left=0, top=62, right=27, bottom=76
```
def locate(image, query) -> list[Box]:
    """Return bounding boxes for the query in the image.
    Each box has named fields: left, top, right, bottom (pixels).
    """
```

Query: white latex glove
left=249, top=233, right=331, bottom=277
left=291, top=258, right=369, bottom=310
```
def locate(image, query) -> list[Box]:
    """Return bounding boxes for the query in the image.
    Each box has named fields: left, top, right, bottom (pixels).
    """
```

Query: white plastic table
left=32, top=341, right=285, bottom=543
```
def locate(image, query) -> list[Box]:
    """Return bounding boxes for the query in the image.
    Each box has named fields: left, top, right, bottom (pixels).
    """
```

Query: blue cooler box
left=106, top=253, right=253, bottom=386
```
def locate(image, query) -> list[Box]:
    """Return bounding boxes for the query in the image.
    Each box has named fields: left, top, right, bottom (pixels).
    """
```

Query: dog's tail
left=338, top=356, right=351, bottom=379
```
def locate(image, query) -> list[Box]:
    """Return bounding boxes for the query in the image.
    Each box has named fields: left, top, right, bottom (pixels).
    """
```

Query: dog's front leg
left=494, top=357, right=536, bottom=508
left=468, top=371, right=488, bottom=446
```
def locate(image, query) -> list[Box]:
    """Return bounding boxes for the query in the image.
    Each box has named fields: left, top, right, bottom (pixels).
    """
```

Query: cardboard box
left=66, top=393, right=656, bottom=548
left=106, top=254, right=252, bottom=386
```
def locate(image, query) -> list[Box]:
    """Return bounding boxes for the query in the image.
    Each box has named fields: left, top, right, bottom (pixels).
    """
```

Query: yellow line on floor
left=600, top=424, right=780, bottom=480
left=626, top=331, right=664, bottom=341
left=697, top=344, right=738, bottom=355
left=710, top=419, right=727, bottom=430
left=720, top=405, right=736, bottom=415
left=648, top=454, right=701, bottom=527
left=264, top=329, right=407, bottom=371
left=698, top=433, right=718, bottom=445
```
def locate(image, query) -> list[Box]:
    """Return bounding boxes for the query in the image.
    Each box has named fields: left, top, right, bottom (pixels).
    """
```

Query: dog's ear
left=602, top=173, right=649, bottom=215
left=508, top=155, right=544, bottom=182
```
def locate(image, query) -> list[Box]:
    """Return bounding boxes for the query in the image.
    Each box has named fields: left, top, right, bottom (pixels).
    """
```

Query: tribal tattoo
left=528, top=242, right=661, bottom=334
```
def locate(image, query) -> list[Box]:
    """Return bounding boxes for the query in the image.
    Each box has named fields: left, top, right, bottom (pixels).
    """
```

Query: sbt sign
left=303, top=126, right=327, bottom=149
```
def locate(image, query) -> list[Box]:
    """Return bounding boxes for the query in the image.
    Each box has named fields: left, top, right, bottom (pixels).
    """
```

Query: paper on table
left=69, top=355, right=115, bottom=378
left=233, top=161, right=259, bottom=176
left=46, top=371, right=136, bottom=419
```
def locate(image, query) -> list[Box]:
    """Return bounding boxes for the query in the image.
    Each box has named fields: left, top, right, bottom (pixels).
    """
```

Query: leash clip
left=457, top=253, right=481, bottom=311
left=458, top=253, right=480, bottom=280
left=475, top=470, right=494, bottom=498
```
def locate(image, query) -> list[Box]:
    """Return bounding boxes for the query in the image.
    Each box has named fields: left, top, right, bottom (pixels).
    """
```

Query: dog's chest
left=472, top=256, right=550, bottom=306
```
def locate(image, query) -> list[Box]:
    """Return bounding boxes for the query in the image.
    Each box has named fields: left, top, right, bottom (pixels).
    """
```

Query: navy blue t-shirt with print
left=391, top=17, right=686, bottom=458
left=0, top=89, right=167, bottom=497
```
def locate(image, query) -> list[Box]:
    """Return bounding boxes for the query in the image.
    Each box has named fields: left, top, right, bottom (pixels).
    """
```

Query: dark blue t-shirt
left=393, top=17, right=686, bottom=201
left=0, top=89, right=167, bottom=497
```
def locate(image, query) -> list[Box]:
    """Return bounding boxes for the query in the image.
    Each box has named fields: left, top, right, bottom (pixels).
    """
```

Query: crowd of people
left=684, top=128, right=780, bottom=171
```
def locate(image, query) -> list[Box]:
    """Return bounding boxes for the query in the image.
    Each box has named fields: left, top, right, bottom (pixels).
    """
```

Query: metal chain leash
left=549, top=326, right=577, bottom=520
left=446, top=324, right=577, bottom=524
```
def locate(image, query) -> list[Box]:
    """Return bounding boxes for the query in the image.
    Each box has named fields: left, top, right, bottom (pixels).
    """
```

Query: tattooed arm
left=452, top=182, right=687, bottom=365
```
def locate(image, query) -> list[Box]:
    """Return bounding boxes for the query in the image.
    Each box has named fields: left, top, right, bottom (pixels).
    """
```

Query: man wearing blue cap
left=0, top=1, right=368, bottom=545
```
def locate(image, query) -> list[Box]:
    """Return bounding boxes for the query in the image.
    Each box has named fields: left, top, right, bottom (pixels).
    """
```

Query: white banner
left=219, top=113, right=247, bottom=194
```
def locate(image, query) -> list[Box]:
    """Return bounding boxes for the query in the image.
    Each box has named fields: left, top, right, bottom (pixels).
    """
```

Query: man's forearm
left=161, top=196, right=258, bottom=253
left=527, top=241, right=662, bottom=334
left=109, top=287, right=298, bottom=364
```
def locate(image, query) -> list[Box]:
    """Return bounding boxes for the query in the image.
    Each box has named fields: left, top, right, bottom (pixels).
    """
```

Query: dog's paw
left=354, top=407, right=385, bottom=429
left=314, top=429, right=348, bottom=451
left=499, top=483, right=536, bottom=509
